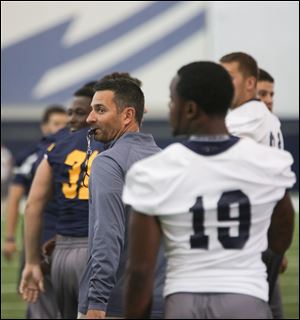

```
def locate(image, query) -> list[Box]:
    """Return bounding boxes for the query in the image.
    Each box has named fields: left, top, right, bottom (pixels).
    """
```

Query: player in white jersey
left=257, top=67, right=289, bottom=318
left=123, top=61, right=295, bottom=319
left=220, top=52, right=289, bottom=318
left=221, top=52, right=283, bottom=150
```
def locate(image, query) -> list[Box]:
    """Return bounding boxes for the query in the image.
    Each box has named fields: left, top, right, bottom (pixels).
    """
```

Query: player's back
left=123, top=136, right=295, bottom=302
left=46, top=127, right=103, bottom=237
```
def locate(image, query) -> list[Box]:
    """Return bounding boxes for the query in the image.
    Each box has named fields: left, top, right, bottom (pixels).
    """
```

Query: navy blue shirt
left=38, top=128, right=71, bottom=243
left=47, top=127, right=103, bottom=237
left=12, top=127, right=70, bottom=244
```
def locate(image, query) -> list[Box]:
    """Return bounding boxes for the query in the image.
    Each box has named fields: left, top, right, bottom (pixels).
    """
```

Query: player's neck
left=190, top=118, right=229, bottom=137
left=232, top=93, right=257, bottom=109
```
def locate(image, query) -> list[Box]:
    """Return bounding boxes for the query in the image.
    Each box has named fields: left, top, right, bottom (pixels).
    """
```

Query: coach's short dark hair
left=177, top=61, right=234, bottom=116
left=258, top=68, right=274, bottom=83
left=99, top=72, right=142, bottom=88
left=94, top=78, right=144, bottom=126
left=41, top=105, right=66, bottom=124
left=83, top=81, right=98, bottom=89
left=220, top=52, right=258, bottom=79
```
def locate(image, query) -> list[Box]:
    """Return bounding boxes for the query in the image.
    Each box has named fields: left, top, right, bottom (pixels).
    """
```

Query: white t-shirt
left=123, top=138, right=295, bottom=301
left=226, top=100, right=284, bottom=148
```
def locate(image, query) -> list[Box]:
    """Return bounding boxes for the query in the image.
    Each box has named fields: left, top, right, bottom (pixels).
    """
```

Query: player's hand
left=279, top=255, right=288, bottom=273
left=86, top=309, right=106, bottom=319
left=19, top=264, right=45, bottom=303
left=2, top=239, right=17, bottom=260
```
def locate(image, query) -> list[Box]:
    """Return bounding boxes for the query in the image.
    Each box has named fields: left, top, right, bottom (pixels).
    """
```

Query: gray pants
left=165, top=292, right=273, bottom=319
left=262, top=249, right=284, bottom=319
left=51, top=235, right=88, bottom=319
left=28, top=274, right=60, bottom=319
left=270, top=281, right=283, bottom=319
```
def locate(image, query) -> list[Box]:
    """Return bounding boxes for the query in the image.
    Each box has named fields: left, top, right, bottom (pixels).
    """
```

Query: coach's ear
left=122, top=107, right=136, bottom=125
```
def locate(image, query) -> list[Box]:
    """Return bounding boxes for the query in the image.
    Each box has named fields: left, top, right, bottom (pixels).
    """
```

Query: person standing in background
left=257, top=67, right=288, bottom=318
left=1, top=143, right=14, bottom=213
left=220, top=52, right=290, bottom=319
left=2, top=105, right=68, bottom=319
left=2, top=106, right=68, bottom=262
left=257, top=68, right=275, bottom=112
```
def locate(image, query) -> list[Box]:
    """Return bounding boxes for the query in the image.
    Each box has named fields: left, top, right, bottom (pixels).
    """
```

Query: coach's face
left=87, top=90, right=126, bottom=143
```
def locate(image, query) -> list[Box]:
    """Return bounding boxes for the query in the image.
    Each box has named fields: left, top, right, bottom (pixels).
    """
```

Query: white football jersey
left=123, top=137, right=295, bottom=301
left=226, top=100, right=284, bottom=148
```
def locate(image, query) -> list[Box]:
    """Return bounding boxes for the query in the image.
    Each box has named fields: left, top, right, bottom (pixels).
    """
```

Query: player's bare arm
left=125, top=211, right=161, bottom=319
left=19, top=158, right=53, bottom=302
left=268, top=191, right=294, bottom=254
left=3, top=184, right=26, bottom=260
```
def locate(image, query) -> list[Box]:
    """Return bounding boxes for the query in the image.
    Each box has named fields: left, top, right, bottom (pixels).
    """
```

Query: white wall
left=1, top=1, right=299, bottom=119
left=209, top=1, right=299, bottom=118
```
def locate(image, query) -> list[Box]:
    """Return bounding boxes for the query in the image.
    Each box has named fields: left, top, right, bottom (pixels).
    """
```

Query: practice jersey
left=36, top=128, right=71, bottom=243
left=12, top=148, right=39, bottom=192
left=12, top=128, right=70, bottom=192
left=226, top=100, right=284, bottom=149
left=12, top=128, right=71, bottom=244
left=123, top=136, right=295, bottom=302
left=46, top=127, right=103, bottom=237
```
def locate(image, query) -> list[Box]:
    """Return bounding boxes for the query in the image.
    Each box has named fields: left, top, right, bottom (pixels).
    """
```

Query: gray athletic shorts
left=28, top=274, right=60, bottom=319
left=51, top=235, right=88, bottom=319
left=165, top=292, right=273, bottom=319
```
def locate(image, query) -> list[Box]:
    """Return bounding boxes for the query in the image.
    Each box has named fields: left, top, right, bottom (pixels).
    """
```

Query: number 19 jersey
left=123, top=136, right=295, bottom=301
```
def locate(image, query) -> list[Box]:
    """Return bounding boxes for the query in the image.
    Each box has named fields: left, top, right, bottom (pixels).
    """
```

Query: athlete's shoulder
left=48, top=127, right=86, bottom=155
left=226, top=101, right=274, bottom=143
left=125, top=142, right=188, bottom=194
left=268, top=111, right=282, bottom=127
left=14, top=145, right=38, bottom=167
left=129, top=142, right=185, bottom=171
left=226, top=100, right=268, bottom=123
left=236, top=137, right=295, bottom=181
left=47, top=127, right=70, bottom=143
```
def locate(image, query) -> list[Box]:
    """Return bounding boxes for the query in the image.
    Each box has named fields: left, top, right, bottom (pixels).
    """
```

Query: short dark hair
left=258, top=68, right=274, bottom=83
left=94, top=78, right=145, bottom=126
left=177, top=61, right=234, bottom=116
left=41, top=105, right=66, bottom=124
left=73, top=86, right=95, bottom=99
left=99, top=72, right=142, bottom=87
left=83, top=81, right=98, bottom=89
left=220, top=52, right=258, bottom=79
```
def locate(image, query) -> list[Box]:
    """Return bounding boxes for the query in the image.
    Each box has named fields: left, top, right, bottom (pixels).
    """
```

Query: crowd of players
left=1, top=52, right=296, bottom=319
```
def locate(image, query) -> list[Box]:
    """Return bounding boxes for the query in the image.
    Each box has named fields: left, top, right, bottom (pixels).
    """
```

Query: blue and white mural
left=1, top=1, right=209, bottom=117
